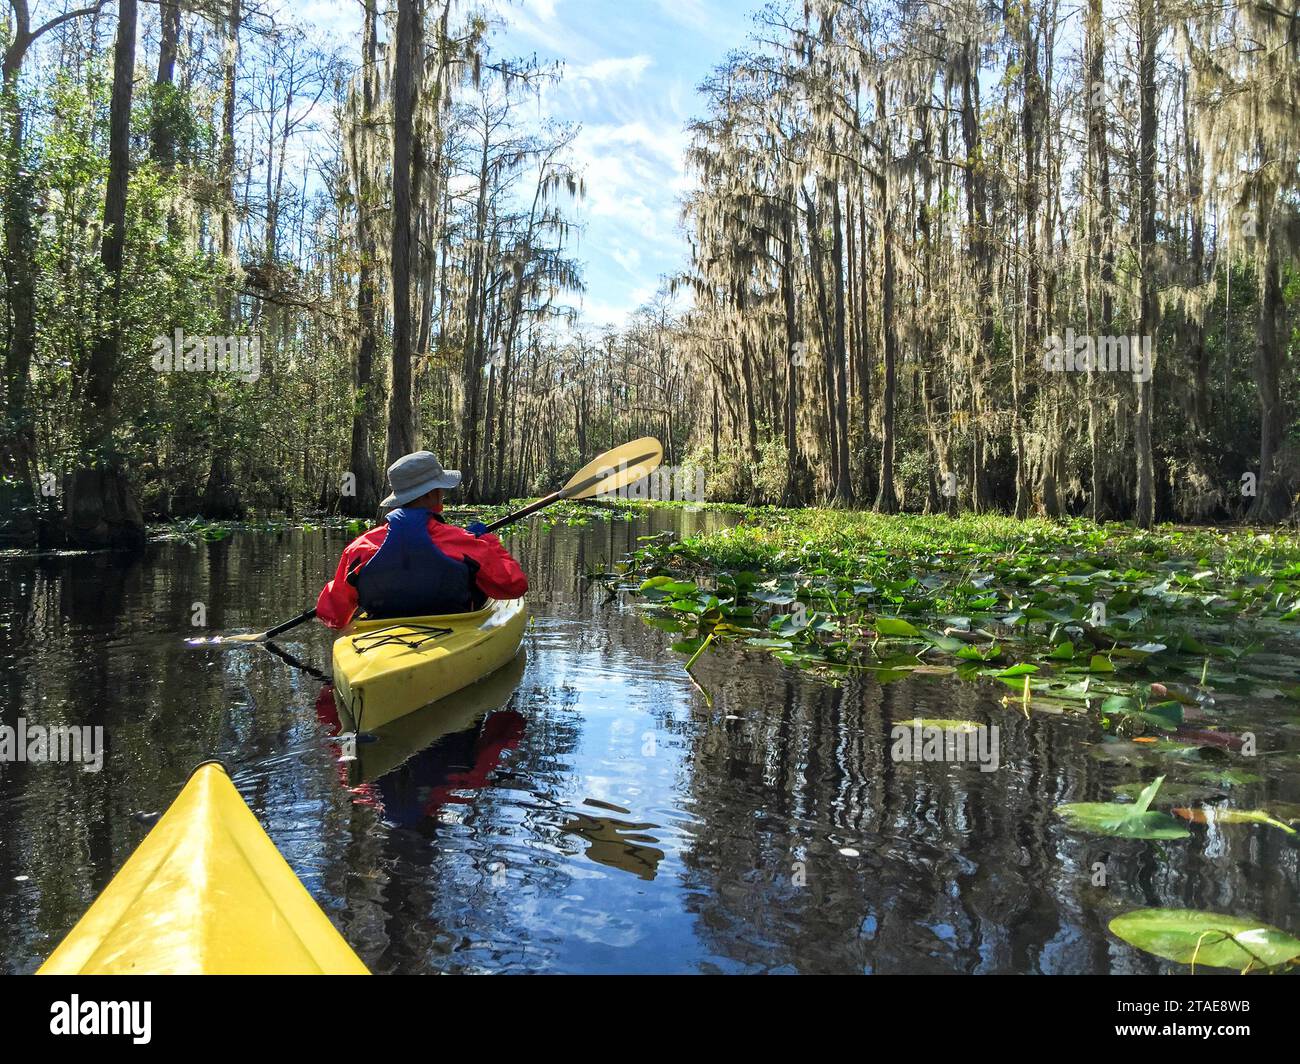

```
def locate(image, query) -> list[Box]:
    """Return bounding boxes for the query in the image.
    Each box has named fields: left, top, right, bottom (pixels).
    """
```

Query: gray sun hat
left=381, top=451, right=463, bottom=508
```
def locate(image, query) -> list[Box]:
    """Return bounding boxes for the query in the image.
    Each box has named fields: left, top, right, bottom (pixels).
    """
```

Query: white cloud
left=613, top=247, right=642, bottom=273
left=523, top=0, right=560, bottom=20
left=570, top=127, right=683, bottom=247
left=582, top=118, right=686, bottom=167
left=566, top=55, right=653, bottom=85
left=652, top=0, right=735, bottom=37
left=580, top=283, right=659, bottom=329
left=498, top=0, right=583, bottom=57
left=486, top=0, right=757, bottom=331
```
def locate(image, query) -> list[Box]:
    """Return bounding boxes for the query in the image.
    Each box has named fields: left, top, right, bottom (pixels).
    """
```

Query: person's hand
left=466, top=521, right=488, bottom=537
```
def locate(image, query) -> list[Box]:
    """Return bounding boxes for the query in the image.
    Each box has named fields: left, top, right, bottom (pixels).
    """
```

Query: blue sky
left=297, top=0, right=759, bottom=330
left=489, top=0, right=759, bottom=328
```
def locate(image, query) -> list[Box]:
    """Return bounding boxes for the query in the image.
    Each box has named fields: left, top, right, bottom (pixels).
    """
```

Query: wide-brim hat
left=381, top=450, right=462, bottom=508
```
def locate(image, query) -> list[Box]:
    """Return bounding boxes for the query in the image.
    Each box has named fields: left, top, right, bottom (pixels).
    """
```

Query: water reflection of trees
left=670, top=658, right=1299, bottom=973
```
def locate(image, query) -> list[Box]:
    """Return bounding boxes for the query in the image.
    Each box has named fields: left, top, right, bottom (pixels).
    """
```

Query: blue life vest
left=352, top=508, right=476, bottom=618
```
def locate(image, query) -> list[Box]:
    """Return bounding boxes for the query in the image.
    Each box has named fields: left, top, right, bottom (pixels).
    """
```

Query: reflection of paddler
left=374, top=709, right=525, bottom=828
left=316, top=682, right=344, bottom=734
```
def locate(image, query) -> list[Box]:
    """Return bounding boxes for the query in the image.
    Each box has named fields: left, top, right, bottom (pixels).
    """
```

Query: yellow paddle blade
left=561, top=437, right=664, bottom=500
left=38, top=764, right=369, bottom=975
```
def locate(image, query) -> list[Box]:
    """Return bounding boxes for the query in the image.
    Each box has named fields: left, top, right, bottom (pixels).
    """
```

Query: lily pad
left=1190, top=769, right=1265, bottom=787
left=1109, top=909, right=1300, bottom=970
left=896, top=717, right=984, bottom=732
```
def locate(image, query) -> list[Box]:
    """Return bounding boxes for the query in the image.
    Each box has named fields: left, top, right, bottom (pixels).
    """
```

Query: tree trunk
left=1014, top=2, right=1040, bottom=518
left=830, top=178, right=854, bottom=506
left=65, top=0, right=145, bottom=551
left=201, top=0, right=243, bottom=518
left=1247, top=232, right=1289, bottom=522
left=344, top=0, right=383, bottom=517
left=1134, top=0, right=1158, bottom=529
left=960, top=38, right=992, bottom=513
left=1085, top=0, right=1114, bottom=521
left=780, top=202, right=803, bottom=505
left=387, top=0, right=419, bottom=467
left=219, top=0, right=240, bottom=280
left=873, top=163, right=899, bottom=514
left=0, top=12, right=44, bottom=530
left=150, top=0, right=181, bottom=165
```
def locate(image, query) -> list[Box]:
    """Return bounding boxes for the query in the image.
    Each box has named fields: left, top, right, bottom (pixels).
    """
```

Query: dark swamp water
left=2, top=508, right=1297, bottom=974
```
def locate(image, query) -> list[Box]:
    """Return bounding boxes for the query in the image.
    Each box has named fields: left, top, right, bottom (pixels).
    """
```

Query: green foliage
left=1055, top=777, right=1192, bottom=839
left=1109, top=909, right=1300, bottom=971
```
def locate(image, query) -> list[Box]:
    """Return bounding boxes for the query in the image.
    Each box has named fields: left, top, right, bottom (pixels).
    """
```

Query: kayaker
left=316, top=451, right=528, bottom=627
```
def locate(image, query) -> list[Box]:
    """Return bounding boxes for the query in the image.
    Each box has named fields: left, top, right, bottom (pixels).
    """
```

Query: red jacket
left=316, top=514, right=527, bottom=629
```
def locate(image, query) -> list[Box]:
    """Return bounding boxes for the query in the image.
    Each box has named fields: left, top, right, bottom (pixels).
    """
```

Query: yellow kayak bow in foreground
left=38, top=763, right=368, bottom=975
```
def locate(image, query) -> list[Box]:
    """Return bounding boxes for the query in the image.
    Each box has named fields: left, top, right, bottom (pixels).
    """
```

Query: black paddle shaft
left=263, top=607, right=317, bottom=640
left=482, top=489, right=566, bottom=534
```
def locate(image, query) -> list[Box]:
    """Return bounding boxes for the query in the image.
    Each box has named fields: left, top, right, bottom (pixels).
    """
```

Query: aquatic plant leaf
left=1100, top=695, right=1182, bottom=732
left=1172, top=807, right=1297, bottom=834
left=1109, top=909, right=1300, bottom=970
left=1056, top=776, right=1191, bottom=839
left=896, top=718, right=983, bottom=732
left=1112, top=781, right=1224, bottom=806
left=1191, top=769, right=1265, bottom=787
left=957, top=642, right=1001, bottom=662
left=874, top=616, right=921, bottom=637
left=658, top=580, right=699, bottom=595
left=995, top=663, right=1039, bottom=678
left=750, top=588, right=797, bottom=605
left=921, top=629, right=967, bottom=652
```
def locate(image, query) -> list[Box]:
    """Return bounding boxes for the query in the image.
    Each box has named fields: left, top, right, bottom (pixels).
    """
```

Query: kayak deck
left=38, top=763, right=369, bottom=975
left=332, top=598, right=527, bottom=732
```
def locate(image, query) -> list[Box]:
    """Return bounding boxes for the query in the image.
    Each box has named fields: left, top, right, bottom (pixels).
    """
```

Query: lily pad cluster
left=612, top=509, right=1300, bottom=972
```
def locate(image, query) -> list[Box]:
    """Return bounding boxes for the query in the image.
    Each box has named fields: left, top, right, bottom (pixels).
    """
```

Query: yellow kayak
left=332, top=598, right=527, bottom=733
left=342, top=649, right=526, bottom=783
left=38, top=763, right=369, bottom=975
